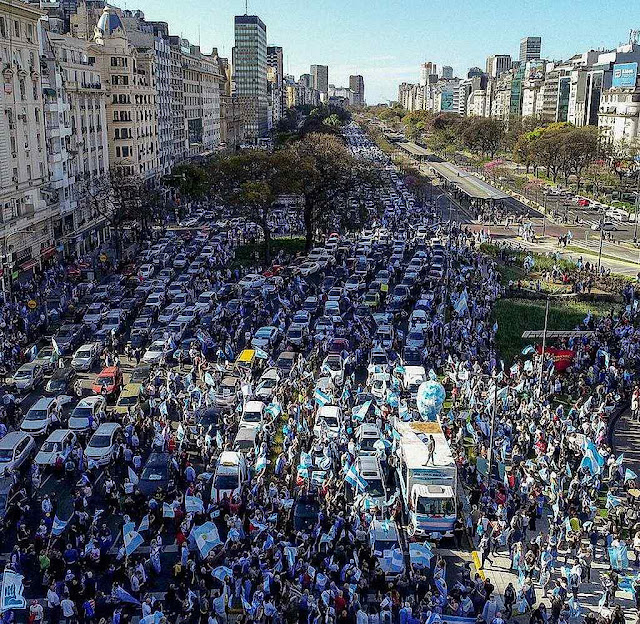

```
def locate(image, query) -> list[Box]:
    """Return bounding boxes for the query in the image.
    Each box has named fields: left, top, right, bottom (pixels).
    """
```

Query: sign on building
left=612, top=62, right=638, bottom=89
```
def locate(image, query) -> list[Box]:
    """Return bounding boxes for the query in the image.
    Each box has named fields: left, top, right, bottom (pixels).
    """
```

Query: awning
left=43, top=87, right=56, bottom=97
left=40, top=246, right=56, bottom=259
left=19, top=259, right=38, bottom=271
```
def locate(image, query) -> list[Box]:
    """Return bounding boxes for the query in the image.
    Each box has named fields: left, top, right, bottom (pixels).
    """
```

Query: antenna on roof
left=630, top=29, right=639, bottom=45
left=245, top=0, right=248, bottom=15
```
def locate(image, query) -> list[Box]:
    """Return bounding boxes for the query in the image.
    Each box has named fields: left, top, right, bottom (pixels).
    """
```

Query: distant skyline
left=123, top=0, right=635, bottom=103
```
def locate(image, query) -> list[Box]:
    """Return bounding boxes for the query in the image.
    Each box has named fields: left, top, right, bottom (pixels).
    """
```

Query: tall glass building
left=233, top=15, right=268, bottom=140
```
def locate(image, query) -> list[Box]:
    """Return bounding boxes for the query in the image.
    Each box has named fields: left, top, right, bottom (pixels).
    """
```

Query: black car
left=402, top=347, right=423, bottom=367
left=45, top=368, right=77, bottom=395
left=53, top=324, right=85, bottom=355
left=130, top=364, right=152, bottom=384
left=137, top=452, right=173, bottom=497
left=293, top=493, right=320, bottom=532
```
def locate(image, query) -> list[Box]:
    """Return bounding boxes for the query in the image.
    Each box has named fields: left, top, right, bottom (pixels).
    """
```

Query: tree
left=461, top=117, right=504, bottom=157
left=207, top=151, right=299, bottom=264
left=79, top=169, right=153, bottom=261
left=560, top=126, right=600, bottom=189
left=286, top=133, right=376, bottom=250
left=166, top=162, right=210, bottom=200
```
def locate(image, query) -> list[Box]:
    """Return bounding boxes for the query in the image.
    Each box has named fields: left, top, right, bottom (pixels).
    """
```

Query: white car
left=211, top=451, right=248, bottom=503
left=0, top=432, right=36, bottom=476
left=239, top=400, right=266, bottom=429
left=68, top=396, right=105, bottom=433
left=71, top=343, right=100, bottom=371
left=12, top=362, right=44, bottom=391
left=173, top=254, right=188, bottom=269
left=321, top=354, right=345, bottom=386
left=590, top=221, right=617, bottom=231
left=83, top=302, right=107, bottom=326
left=254, top=369, right=280, bottom=401
left=85, top=423, right=122, bottom=466
left=238, top=273, right=265, bottom=290
left=313, top=405, right=343, bottom=439
left=20, top=397, right=60, bottom=436
left=143, top=340, right=166, bottom=364
left=138, top=264, right=155, bottom=279
left=251, top=326, right=279, bottom=349
left=299, top=261, right=320, bottom=277
left=35, top=429, right=77, bottom=467
left=195, top=291, right=215, bottom=313
left=158, top=303, right=185, bottom=325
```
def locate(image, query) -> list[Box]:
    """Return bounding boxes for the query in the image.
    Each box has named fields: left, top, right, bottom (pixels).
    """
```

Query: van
left=354, top=455, right=387, bottom=508
left=233, top=427, right=258, bottom=455
left=356, top=423, right=382, bottom=455
left=85, top=422, right=122, bottom=466
left=214, top=376, right=242, bottom=408
left=313, top=405, right=343, bottom=439
left=211, top=451, right=248, bottom=503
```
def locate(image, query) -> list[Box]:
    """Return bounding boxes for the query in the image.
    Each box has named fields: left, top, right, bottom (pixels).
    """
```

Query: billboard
left=612, top=62, right=638, bottom=88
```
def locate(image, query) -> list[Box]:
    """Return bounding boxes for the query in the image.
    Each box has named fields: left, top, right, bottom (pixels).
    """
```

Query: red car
left=91, top=366, right=123, bottom=400
left=577, top=198, right=590, bottom=207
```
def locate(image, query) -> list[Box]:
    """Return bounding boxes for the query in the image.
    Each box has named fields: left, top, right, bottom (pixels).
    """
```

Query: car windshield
left=214, top=474, right=237, bottom=490
left=416, top=496, right=455, bottom=516
left=118, top=395, right=139, bottom=406
left=26, top=409, right=47, bottom=421
left=366, top=478, right=385, bottom=498
left=374, top=538, right=399, bottom=553
left=72, top=407, right=92, bottom=419
left=261, top=379, right=277, bottom=389
left=57, top=328, right=74, bottom=338
left=89, top=435, right=112, bottom=448
left=14, top=369, right=31, bottom=379
left=243, top=411, right=261, bottom=422
left=141, top=464, right=167, bottom=481
left=41, top=441, right=62, bottom=453
left=289, top=329, right=302, bottom=338
left=97, top=376, right=114, bottom=386
left=0, top=450, right=13, bottom=462
left=76, top=349, right=91, bottom=358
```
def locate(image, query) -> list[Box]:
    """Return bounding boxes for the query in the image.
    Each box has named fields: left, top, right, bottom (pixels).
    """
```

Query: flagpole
left=538, top=297, right=550, bottom=399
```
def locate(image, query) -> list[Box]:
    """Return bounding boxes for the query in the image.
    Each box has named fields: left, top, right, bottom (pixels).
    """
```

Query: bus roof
left=395, top=420, right=455, bottom=469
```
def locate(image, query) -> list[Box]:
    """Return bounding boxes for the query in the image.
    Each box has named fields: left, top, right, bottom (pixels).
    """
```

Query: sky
left=124, top=0, right=634, bottom=103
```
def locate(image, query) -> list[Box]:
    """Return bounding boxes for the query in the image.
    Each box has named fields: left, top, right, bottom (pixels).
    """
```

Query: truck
left=394, top=420, right=457, bottom=539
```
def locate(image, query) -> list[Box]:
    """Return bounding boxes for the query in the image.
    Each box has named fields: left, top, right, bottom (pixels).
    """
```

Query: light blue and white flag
left=128, top=466, right=139, bottom=485
left=185, top=495, right=205, bottom=514
left=163, top=503, right=175, bottom=518
left=52, top=514, right=71, bottom=536
left=192, top=522, right=222, bottom=558
left=254, top=348, right=269, bottom=359
left=344, top=463, right=368, bottom=493
left=212, top=566, right=233, bottom=582
left=138, top=514, right=150, bottom=532
left=409, top=542, right=434, bottom=568
left=123, top=528, right=144, bottom=556
left=625, top=468, right=638, bottom=482
left=313, top=388, right=331, bottom=406
left=113, top=586, right=140, bottom=605
left=521, top=345, right=535, bottom=355
left=0, top=570, right=26, bottom=612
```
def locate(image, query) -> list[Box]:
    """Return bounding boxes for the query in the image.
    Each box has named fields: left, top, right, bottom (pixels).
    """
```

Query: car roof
left=43, top=429, right=75, bottom=442
left=31, top=397, right=56, bottom=409
left=0, top=431, right=32, bottom=448
left=94, top=422, right=121, bottom=434
left=98, top=366, right=119, bottom=375
left=77, top=396, right=104, bottom=408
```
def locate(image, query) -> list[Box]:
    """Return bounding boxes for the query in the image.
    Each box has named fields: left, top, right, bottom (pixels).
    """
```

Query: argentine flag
left=344, top=463, right=368, bottom=493
left=52, top=514, right=70, bottom=536
left=314, top=387, right=332, bottom=406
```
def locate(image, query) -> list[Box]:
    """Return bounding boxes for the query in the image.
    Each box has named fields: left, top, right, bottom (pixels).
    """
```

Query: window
left=14, top=20, right=19, bottom=38
left=0, top=18, right=6, bottom=38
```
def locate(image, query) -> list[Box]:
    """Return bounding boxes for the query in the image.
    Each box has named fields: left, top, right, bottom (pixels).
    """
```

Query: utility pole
left=597, top=203, right=605, bottom=274
left=538, top=297, right=550, bottom=398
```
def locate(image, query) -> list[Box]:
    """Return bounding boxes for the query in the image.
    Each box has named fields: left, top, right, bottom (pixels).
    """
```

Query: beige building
left=90, top=5, right=158, bottom=179
left=41, top=29, right=110, bottom=258
left=0, top=0, right=52, bottom=284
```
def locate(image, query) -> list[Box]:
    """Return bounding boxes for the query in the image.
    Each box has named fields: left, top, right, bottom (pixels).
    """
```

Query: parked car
left=0, top=432, right=36, bottom=476
left=11, top=362, right=44, bottom=392
left=20, top=397, right=59, bottom=436
left=34, top=429, right=77, bottom=468
left=85, top=423, right=122, bottom=466
left=68, top=396, right=105, bottom=433
left=91, top=366, right=123, bottom=400
left=71, top=343, right=100, bottom=371
left=138, top=452, right=173, bottom=496
left=45, top=368, right=77, bottom=396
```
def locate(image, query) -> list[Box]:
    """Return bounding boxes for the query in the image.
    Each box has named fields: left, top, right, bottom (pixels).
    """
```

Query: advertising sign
left=612, top=62, right=638, bottom=88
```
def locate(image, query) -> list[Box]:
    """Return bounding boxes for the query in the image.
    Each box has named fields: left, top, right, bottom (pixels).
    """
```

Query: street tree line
left=169, top=131, right=381, bottom=263
left=365, top=105, right=640, bottom=193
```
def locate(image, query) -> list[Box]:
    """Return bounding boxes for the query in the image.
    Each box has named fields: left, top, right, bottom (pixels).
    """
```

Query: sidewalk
left=477, top=515, right=638, bottom=622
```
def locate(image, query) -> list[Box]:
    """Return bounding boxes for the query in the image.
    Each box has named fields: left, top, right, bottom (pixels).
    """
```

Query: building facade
left=520, top=37, right=542, bottom=63
left=233, top=14, right=268, bottom=141
left=0, top=0, right=53, bottom=281
left=310, top=64, right=328, bottom=101
left=349, top=74, right=365, bottom=106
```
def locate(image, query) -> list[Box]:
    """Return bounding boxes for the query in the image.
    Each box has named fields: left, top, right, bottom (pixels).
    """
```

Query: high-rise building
left=267, top=45, right=284, bottom=126
left=267, top=46, right=283, bottom=86
left=520, top=36, right=542, bottom=63
left=349, top=75, right=365, bottom=106
left=420, top=62, right=437, bottom=86
left=310, top=64, right=328, bottom=100
left=299, top=73, right=313, bottom=89
left=441, top=66, right=454, bottom=80
left=486, top=54, right=512, bottom=78
left=233, top=14, right=268, bottom=140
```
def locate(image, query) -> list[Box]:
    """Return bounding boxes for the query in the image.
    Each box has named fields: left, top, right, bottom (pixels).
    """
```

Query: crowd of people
left=0, top=125, right=637, bottom=624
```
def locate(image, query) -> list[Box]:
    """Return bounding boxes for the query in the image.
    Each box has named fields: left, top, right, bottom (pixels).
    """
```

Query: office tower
left=310, top=64, right=329, bottom=100
left=349, top=74, right=365, bottom=106
left=441, top=66, right=454, bottom=79
left=420, top=62, right=437, bottom=86
left=520, top=36, right=542, bottom=63
left=233, top=14, right=268, bottom=139
left=486, top=54, right=512, bottom=78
